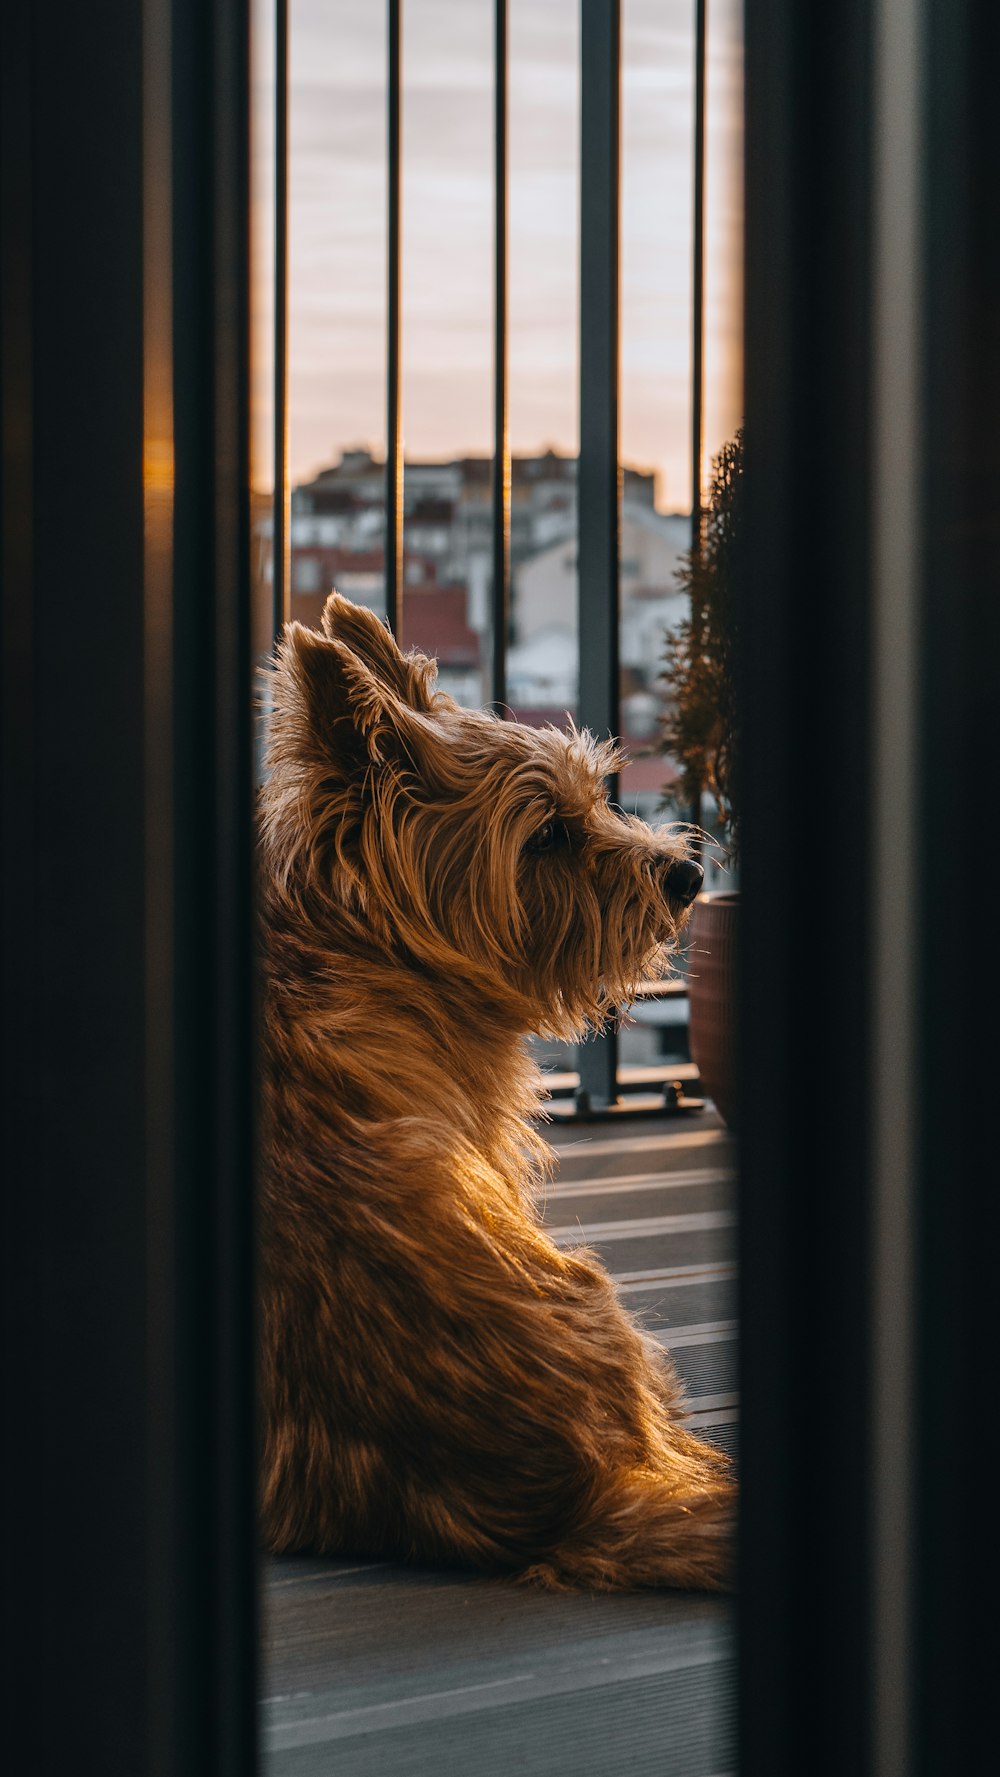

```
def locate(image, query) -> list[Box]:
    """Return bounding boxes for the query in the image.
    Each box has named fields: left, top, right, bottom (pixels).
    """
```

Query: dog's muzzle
left=664, top=857, right=704, bottom=906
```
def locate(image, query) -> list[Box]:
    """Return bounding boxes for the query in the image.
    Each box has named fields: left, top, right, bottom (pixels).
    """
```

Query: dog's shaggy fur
left=258, top=592, right=735, bottom=1590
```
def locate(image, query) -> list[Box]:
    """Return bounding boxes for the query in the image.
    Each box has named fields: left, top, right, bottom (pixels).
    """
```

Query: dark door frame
left=740, top=1, right=1000, bottom=1772
left=1, top=1, right=257, bottom=1769
left=4, top=2, right=999, bottom=1771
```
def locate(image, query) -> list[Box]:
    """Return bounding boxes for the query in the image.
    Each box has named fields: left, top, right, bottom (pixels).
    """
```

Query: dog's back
left=258, top=593, right=735, bottom=1589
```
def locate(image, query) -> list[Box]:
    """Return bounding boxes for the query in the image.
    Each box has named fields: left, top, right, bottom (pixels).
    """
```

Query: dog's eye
left=526, top=818, right=562, bottom=854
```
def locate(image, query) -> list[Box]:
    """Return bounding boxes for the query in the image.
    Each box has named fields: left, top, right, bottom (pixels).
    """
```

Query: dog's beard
left=519, top=894, right=678, bottom=1040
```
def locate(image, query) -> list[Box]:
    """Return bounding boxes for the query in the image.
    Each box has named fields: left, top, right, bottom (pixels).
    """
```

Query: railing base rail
left=543, top=1062, right=707, bottom=1121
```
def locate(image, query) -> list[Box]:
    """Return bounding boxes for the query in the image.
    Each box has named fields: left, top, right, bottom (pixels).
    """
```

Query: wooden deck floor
left=262, top=1110, right=738, bottom=1776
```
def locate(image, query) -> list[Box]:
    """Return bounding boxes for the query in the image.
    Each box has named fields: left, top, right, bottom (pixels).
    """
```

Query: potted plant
left=659, top=430, right=743, bottom=1126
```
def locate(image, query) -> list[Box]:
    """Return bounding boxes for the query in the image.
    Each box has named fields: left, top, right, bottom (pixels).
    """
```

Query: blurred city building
left=269, top=446, right=689, bottom=818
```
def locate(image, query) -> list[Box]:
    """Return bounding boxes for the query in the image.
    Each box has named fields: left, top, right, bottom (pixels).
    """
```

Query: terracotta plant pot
left=687, top=890, right=739, bottom=1128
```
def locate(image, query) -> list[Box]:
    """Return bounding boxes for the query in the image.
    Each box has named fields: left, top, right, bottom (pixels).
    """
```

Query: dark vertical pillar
left=490, top=0, right=510, bottom=712
left=1, top=2, right=148, bottom=1759
left=739, top=2, right=876, bottom=1773
left=0, top=1, right=257, bottom=1769
left=914, top=2, right=1000, bottom=1770
left=742, top=0, right=1000, bottom=1768
left=385, top=0, right=403, bottom=636
left=165, top=0, right=258, bottom=1769
left=577, top=0, right=621, bottom=1110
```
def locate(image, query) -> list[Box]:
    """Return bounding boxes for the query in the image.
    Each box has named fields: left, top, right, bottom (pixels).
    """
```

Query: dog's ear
left=279, top=622, right=450, bottom=783
left=320, top=591, right=436, bottom=712
left=285, top=622, right=382, bottom=746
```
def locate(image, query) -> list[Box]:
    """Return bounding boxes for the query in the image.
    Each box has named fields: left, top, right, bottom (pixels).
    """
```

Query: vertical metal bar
left=272, top=0, right=289, bottom=637
left=385, top=0, right=403, bottom=637
left=577, top=0, right=621, bottom=1111
left=871, top=9, right=921, bottom=1773
left=688, top=0, right=707, bottom=837
left=691, top=0, right=707, bottom=542
left=490, top=0, right=510, bottom=711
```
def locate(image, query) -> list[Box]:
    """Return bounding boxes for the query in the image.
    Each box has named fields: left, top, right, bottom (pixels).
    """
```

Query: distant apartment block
left=264, top=448, right=690, bottom=815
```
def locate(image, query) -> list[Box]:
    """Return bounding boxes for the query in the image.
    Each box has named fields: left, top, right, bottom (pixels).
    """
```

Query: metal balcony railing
left=268, top=0, right=710, bottom=1117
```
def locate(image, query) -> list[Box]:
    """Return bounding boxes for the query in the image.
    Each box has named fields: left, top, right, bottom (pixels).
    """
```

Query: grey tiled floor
left=262, top=1110, right=737, bottom=1776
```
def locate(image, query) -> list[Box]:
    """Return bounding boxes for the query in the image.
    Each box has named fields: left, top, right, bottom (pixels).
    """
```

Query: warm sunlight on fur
left=258, top=592, right=735, bottom=1590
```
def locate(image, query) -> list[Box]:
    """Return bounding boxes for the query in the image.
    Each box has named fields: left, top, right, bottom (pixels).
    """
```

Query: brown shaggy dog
left=258, top=592, right=735, bottom=1590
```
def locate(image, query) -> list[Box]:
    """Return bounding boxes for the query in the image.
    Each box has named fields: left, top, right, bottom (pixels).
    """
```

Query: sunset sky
left=266, top=0, right=742, bottom=511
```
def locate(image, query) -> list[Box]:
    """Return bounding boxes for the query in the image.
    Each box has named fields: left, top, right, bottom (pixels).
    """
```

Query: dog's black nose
left=664, top=857, right=704, bottom=906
